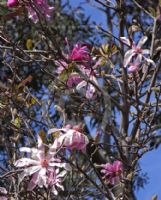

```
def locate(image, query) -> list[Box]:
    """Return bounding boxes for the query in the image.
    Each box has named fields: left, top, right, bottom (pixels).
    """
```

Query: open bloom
left=14, top=136, right=70, bottom=194
left=70, top=44, right=91, bottom=62
left=7, top=0, right=19, bottom=7
left=121, top=36, right=155, bottom=68
left=101, top=161, right=122, bottom=185
left=48, top=125, right=89, bottom=152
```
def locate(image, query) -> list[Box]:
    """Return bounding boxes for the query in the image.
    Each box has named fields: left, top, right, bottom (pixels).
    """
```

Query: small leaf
left=151, top=87, right=160, bottom=92
left=151, top=195, right=157, bottom=200
left=11, top=117, right=21, bottom=128
left=149, top=7, right=157, bottom=18
left=26, top=39, right=33, bottom=50
left=111, top=44, right=118, bottom=54
left=52, top=131, right=61, bottom=138
left=160, top=0, right=161, bottom=6
left=18, top=75, right=32, bottom=89
left=39, top=130, right=46, bottom=143
left=59, top=64, right=74, bottom=82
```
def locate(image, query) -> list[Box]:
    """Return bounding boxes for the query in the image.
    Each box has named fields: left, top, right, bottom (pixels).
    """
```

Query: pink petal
left=7, top=0, right=19, bottom=7
left=128, top=65, right=139, bottom=73
left=27, top=172, right=39, bottom=191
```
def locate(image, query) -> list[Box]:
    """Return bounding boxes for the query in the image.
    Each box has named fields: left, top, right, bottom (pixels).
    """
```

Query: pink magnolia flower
left=26, top=0, right=54, bottom=23
left=120, top=36, right=155, bottom=68
left=70, top=44, right=91, bottom=62
left=48, top=126, right=89, bottom=152
left=101, top=161, right=122, bottom=185
left=0, top=187, right=8, bottom=200
left=7, top=0, right=54, bottom=23
left=14, top=136, right=71, bottom=194
left=7, top=0, right=19, bottom=7
left=55, top=47, right=99, bottom=98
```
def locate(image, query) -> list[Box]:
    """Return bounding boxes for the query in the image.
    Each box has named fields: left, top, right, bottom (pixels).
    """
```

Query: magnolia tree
left=0, top=0, right=161, bottom=199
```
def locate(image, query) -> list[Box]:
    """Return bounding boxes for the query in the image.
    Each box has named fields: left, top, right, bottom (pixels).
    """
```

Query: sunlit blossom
left=70, top=44, right=91, bottom=62
left=14, top=136, right=70, bottom=194
left=120, top=36, right=155, bottom=68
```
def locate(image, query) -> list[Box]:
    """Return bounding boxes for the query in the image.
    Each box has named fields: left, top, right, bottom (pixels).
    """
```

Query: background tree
left=0, top=0, right=161, bottom=199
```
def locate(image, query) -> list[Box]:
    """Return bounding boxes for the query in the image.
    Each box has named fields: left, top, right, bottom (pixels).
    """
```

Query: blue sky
left=66, top=1, right=161, bottom=199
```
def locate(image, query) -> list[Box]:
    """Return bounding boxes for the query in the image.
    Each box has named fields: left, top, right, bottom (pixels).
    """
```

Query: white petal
left=14, top=158, right=39, bottom=167
left=145, top=57, right=156, bottom=67
left=37, top=168, right=47, bottom=188
left=123, top=49, right=135, bottom=68
left=49, top=162, right=71, bottom=171
left=56, top=183, right=64, bottom=191
left=76, top=80, right=87, bottom=91
left=137, top=36, right=148, bottom=48
left=48, top=128, right=62, bottom=135
left=51, top=186, right=58, bottom=195
left=25, top=165, right=41, bottom=176
left=19, top=147, right=32, bottom=153
left=57, top=170, right=67, bottom=178
left=120, top=37, right=131, bottom=46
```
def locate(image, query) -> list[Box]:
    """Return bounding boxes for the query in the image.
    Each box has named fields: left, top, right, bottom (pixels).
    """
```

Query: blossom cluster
left=14, top=124, right=89, bottom=195
left=56, top=43, right=100, bottom=99
left=7, top=0, right=54, bottom=23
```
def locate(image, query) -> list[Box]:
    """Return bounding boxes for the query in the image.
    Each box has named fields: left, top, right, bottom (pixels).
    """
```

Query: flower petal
left=137, top=36, right=148, bottom=48
left=76, top=80, right=87, bottom=91
left=123, top=49, right=135, bottom=68
left=27, top=172, right=39, bottom=191
left=14, top=158, right=39, bottom=167
left=120, top=37, right=131, bottom=46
